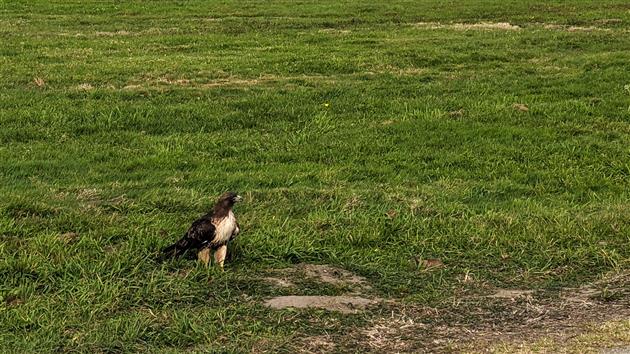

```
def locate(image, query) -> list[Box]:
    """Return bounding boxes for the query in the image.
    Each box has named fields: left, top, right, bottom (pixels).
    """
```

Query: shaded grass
left=1, top=0, right=629, bottom=352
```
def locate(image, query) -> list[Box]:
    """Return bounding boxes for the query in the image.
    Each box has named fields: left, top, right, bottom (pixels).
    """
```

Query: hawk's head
left=217, top=191, right=243, bottom=206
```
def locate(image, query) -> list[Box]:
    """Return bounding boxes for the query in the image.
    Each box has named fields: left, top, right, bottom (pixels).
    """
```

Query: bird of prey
left=162, top=192, right=242, bottom=268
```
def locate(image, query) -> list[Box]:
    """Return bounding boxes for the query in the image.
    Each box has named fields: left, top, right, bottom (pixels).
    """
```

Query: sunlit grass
left=1, top=0, right=629, bottom=352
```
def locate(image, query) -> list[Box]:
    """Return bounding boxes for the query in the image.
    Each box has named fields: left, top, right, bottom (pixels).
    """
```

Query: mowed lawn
left=1, top=1, right=629, bottom=352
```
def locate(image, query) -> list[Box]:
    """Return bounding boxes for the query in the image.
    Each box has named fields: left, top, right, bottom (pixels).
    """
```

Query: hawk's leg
left=214, top=245, right=227, bottom=270
left=198, top=247, right=211, bottom=267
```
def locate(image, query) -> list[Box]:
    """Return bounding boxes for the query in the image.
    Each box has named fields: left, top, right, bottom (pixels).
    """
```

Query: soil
left=262, top=264, right=630, bottom=352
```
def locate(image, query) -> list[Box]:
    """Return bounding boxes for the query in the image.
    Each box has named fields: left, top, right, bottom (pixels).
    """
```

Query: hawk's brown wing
left=187, top=216, right=217, bottom=247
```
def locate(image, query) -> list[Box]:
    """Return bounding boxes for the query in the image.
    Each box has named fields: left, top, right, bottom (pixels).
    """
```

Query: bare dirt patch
left=264, top=263, right=370, bottom=291
left=449, top=109, right=464, bottom=119
left=540, top=23, right=615, bottom=32
left=595, top=19, right=623, bottom=25
left=121, top=73, right=374, bottom=91
left=414, top=22, right=521, bottom=31
left=264, top=295, right=377, bottom=314
left=122, top=77, right=262, bottom=90
left=512, top=103, right=529, bottom=112
left=603, top=345, right=630, bottom=354
left=363, top=315, right=418, bottom=352
left=76, top=188, right=100, bottom=201
left=298, top=334, right=336, bottom=354
left=156, top=78, right=191, bottom=86
left=76, top=83, right=93, bottom=91
left=200, top=78, right=261, bottom=88
left=487, top=319, right=630, bottom=353
left=355, top=296, right=628, bottom=352
left=454, top=22, right=521, bottom=31
left=561, top=271, right=630, bottom=305
left=4, top=295, right=24, bottom=307
left=297, top=264, right=368, bottom=287
left=488, top=289, right=534, bottom=299
left=413, top=21, right=626, bottom=34
left=432, top=272, right=630, bottom=352
left=59, top=232, right=79, bottom=244
left=262, top=277, right=295, bottom=288
left=123, top=84, right=143, bottom=90
left=267, top=265, right=629, bottom=351
left=318, top=28, right=351, bottom=35
left=567, top=26, right=607, bottom=32
left=95, top=30, right=131, bottom=36
left=418, top=258, right=444, bottom=270
left=291, top=272, right=630, bottom=352
left=33, top=77, right=45, bottom=88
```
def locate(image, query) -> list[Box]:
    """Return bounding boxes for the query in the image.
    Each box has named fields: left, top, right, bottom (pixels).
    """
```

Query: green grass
left=1, top=0, right=629, bottom=352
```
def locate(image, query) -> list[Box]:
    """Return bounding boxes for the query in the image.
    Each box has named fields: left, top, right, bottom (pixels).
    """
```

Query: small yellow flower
left=323, top=103, right=330, bottom=107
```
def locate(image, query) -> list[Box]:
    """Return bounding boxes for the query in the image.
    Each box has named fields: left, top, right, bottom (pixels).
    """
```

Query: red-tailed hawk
left=162, top=192, right=242, bottom=268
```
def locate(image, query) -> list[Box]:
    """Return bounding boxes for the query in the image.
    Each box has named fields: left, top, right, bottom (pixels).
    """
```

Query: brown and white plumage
left=162, top=192, right=242, bottom=268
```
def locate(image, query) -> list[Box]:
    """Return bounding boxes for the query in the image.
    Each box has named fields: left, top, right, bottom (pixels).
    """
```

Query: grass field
left=1, top=1, right=629, bottom=352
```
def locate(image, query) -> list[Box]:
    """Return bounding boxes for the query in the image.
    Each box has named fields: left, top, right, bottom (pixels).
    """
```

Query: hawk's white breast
left=213, top=211, right=236, bottom=244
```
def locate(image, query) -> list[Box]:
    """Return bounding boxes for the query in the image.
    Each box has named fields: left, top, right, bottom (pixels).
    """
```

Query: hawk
left=162, top=192, right=242, bottom=268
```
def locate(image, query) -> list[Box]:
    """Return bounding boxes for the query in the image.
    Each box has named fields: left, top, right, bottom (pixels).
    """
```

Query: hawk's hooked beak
left=234, top=195, right=243, bottom=202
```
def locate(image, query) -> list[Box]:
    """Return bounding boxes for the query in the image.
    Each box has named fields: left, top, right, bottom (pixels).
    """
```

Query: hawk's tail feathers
left=160, top=233, right=190, bottom=260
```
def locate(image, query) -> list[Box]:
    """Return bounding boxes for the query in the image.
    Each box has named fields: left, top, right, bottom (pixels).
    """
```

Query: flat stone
left=264, top=295, right=377, bottom=314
